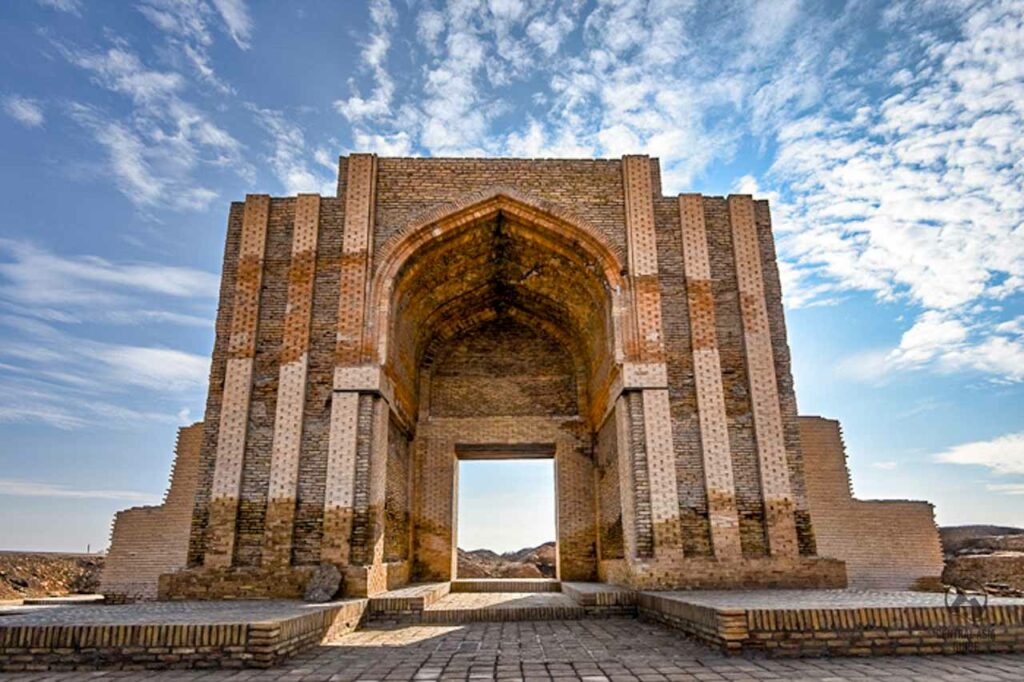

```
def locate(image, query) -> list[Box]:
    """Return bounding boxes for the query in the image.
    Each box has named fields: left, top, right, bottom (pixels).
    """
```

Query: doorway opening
left=455, top=449, right=557, bottom=580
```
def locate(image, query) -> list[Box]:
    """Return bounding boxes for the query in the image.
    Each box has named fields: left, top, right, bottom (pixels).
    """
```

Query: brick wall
left=800, top=416, right=944, bottom=589
left=159, top=155, right=902, bottom=598
left=101, top=423, right=203, bottom=601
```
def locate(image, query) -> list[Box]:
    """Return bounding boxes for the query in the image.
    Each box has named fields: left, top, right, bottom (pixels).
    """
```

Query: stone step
left=367, top=582, right=450, bottom=615
left=561, top=582, right=637, bottom=614
left=421, top=592, right=584, bottom=623
left=450, top=579, right=561, bottom=593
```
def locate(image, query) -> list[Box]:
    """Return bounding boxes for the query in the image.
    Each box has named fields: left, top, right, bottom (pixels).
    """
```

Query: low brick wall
left=639, top=591, right=1024, bottom=657
left=158, top=566, right=316, bottom=600
left=637, top=593, right=748, bottom=653
left=0, top=601, right=367, bottom=672
left=743, top=604, right=1024, bottom=656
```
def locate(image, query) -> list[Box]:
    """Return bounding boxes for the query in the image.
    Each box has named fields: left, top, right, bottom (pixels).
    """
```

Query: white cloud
left=934, top=432, right=1024, bottom=476
left=335, top=0, right=398, bottom=122
left=66, top=46, right=185, bottom=103
left=60, top=39, right=248, bottom=211
left=0, top=315, right=209, bottom=430
left=34, top=0, right=80, bottom=14
left=3, top=95, right=44, bottom=128
left=0, top=239, right=217, bottom=324
left=871, top=461, right=898, bottom=470
left=210, top=0, right=253, bottom=49
left=0, top=241, right=212, bottom=425
left=0, top=479, right=159, bottom=503
left=987, top=483, right=1024, bottom=496
left=137, top=0, right=235, bottom=93
left=251, top=107, right=336, bottom=195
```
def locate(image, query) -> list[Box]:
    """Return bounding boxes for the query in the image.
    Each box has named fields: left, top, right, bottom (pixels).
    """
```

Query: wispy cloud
left=0, top=239, right=218, bottom=321
left=934, top=432, right=1024, bottom=477
left=58, top=37, right=249, bottom=211
left=0, top=241, right=212, bottom=429
left=335, top=0, right=397, bottom=122
left=987, top=483, right=1024, bottom=496
left=3, top=95, right=44, bottom=128
left=210, top=0, right=253, bottom=49
left=871, top=461, right=898, bottom=470
left=250, top=106, right=335, bottom=195
left=0, top=478, right=159, bottom=503
left=34, top=0, right=81, bottom=14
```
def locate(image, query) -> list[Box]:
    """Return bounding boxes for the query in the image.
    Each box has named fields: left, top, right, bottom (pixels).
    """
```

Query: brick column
left=205, top=194, right=270, bottom=568
left=621, top=156, right=683, bottom=554
left=262, top=194, right=320, bottom=567
left=679, top=194, right=742, bottom=560
left=728, top=195, right=798, bottom=557
left=323, top=154, right=377, bottom=565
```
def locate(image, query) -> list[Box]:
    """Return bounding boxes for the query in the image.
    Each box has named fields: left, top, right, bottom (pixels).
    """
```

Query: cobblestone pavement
left=3, top=618, right=1024, bottom=681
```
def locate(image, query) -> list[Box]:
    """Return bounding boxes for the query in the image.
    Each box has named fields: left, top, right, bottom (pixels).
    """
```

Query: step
left=561, top=582, right=637, bottom=615
left=450, top=579, right=561, bottom=593
left=367, top=582, right=450, bottom=615
left=421, top=592, right=584, bottom=623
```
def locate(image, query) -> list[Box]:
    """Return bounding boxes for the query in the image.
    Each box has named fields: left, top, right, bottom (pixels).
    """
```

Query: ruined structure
left=102, top=155, right=943, bottom=601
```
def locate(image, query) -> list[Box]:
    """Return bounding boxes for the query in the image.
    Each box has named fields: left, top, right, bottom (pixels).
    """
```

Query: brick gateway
left=102, top=155, right=944, bottom=602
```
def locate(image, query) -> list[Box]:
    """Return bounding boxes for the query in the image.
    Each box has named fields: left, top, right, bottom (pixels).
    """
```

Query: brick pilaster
left=727, top=195, right=798, bottom=556
left=206, top=194, right=270, bottom=568
left=621, top=155, right=683, bottom=555
left=679, top=194, right=742, bottom=560
left=262, top=194, right=321, bottom=567
left=323, top=154, right=378, bottom=565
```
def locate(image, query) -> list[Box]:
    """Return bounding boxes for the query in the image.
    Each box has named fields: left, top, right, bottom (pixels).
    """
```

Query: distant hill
left=940, top=525, right=1024, bottom=558
left=0, top=552, right=103, bottom=600
left=457, top=542, right=556, bottom=578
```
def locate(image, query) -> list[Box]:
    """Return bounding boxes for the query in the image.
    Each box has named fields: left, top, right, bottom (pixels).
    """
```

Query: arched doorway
left=372, top=194, right=626, bottom=582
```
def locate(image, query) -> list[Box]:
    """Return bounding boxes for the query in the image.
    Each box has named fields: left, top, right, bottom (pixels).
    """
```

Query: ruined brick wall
left=101, top=423, right=203, bottom=601
left=801, top=416, right=944, bottom=589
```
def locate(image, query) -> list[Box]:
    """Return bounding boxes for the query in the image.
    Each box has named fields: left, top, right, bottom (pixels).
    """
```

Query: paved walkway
left=3, top=617, right=1024, bottom=681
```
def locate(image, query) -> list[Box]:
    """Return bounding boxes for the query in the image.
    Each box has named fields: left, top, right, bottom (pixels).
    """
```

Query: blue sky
left=0, top=0, right=1021, bottom=553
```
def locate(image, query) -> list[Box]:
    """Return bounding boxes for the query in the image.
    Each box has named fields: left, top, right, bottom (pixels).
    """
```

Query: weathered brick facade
left=101, top=155, right=940, bottom=600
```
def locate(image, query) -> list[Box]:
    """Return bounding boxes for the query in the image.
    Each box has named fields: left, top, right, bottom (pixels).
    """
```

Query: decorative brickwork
left=263, top=194, right=321, bottom=568
left=728, top=195, right=798, bottom=558
left=679, top=194, right=742, bottom=560
left=206, top=195, right=270, bottom=568
left=119, top=153, right=955, bottom=601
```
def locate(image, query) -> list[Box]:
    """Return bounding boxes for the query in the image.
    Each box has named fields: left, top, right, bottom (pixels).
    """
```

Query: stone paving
left=0, top=600, right=347, bottom=626
left=2, top=617, right=1024, bottom=681
left=662, top=589, right=1024, bottom=609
